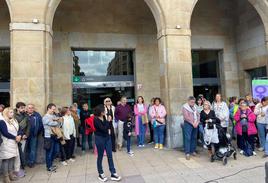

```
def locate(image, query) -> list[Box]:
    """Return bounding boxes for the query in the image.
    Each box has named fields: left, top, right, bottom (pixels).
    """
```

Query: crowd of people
left=0, top=93, right=267, bottom=182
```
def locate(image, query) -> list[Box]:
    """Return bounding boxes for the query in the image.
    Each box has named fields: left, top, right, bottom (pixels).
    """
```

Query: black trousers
left=61, top=135, right=75, bottom=161
left=110, top=125, right=116, bottom=152
left=148, top=121, right=154, bottom=142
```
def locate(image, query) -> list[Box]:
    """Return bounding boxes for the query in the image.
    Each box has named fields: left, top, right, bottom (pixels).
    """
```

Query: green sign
left=73, top=76, right=81, bottom=82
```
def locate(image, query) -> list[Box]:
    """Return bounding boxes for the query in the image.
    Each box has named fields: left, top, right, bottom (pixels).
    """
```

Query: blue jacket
left=27, top=112, right=44, bottom=138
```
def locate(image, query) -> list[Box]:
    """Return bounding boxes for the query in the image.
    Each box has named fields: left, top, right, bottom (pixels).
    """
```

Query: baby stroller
left=204, top=119, right=237, bottom=165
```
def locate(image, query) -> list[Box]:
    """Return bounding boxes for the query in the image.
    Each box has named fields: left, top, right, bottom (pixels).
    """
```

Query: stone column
left=10, top=23, right=52, bottom=113
left=157, top=28, right=193, bottom=148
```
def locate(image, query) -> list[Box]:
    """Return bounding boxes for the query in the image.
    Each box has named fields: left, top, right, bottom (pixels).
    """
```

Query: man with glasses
left=115, top=96, right=132, bottom=151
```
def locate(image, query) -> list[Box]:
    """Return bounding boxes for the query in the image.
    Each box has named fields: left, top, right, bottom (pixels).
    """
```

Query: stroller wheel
left=233, top=152, right=237, bottom=160
left=223, top=156, right=227, bottom=165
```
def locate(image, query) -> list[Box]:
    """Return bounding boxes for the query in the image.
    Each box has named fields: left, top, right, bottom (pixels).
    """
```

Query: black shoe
left=47, top=166, right=57, bottom=172
left=28, top=164, right=34, bottom=168
left=98, top=174, right=108, bottom=182
left=71, top=155, right=76, bottom=159
left=111, top=173, right=121, bottom=181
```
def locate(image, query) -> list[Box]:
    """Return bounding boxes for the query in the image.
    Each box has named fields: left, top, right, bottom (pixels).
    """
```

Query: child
left=123, top=114, right=134, bottom=156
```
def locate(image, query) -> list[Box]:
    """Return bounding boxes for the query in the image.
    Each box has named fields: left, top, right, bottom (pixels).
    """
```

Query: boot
left=77, top=138, right=81, bottom=147
left=3, top=174, right=11, bottom=183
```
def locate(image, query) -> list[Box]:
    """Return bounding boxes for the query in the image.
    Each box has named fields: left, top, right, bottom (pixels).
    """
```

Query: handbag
left=142, top=114, right=149, bottom=124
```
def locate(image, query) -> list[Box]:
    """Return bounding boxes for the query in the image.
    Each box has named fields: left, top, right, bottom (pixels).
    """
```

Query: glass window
left=72, top=50, right=133, bottom=77
left=192, top=50, right=219, bottom=78
left=0, top=49, right=10, bottom=82
left=247, top=66, right=267, bottom=80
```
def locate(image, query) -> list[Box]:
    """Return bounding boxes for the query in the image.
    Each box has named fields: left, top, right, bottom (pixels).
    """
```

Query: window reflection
left=72, top=50, right=133, bottom=77
left=0, top=49, right=10, bottom=82
left=192, top=50, right=219, bottom=78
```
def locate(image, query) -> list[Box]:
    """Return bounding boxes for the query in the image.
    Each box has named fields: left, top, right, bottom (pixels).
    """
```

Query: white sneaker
left=138, top=145, right=142, bottom=147
left=127, top=151, right=134, bottom=156
left=240, top=150, right=244, bottom=154
left=98, top=173, right=108, bottom=182
left=258, top=147, right=264, bottom=151
left=142, top=145, right=145, bottom=147
left=111, top=173, right=121, bottom=181
left=61, top=161, right=68, bottom=166
left=203, top=145, right=208, bottom=149
left=68, top=158, right=75, bottom=163
left=253, top=151, right=257, bottom=156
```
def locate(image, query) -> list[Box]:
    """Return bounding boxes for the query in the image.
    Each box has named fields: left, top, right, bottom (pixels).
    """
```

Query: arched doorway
left=0, top=0, right=11, bottom=106
left=52, top=0, right=159, bottom=108
left=190, top=0, right=268, bottom=100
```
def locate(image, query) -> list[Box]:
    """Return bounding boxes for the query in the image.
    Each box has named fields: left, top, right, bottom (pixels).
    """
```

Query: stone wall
left=191, top=0, right=240, bottom=98
left=52, top=0, right=160, bottom=107
left=235, top=0, right=268, bottom=96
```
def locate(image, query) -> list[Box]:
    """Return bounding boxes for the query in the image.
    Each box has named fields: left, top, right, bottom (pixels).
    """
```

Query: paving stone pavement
left=5, top=145, right=267, bottom=183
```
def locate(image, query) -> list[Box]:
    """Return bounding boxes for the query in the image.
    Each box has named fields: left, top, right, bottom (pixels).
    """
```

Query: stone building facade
left=0, top=0, right=268, bottom=148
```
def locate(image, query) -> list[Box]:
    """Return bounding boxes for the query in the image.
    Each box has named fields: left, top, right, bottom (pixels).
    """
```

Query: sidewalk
left=14, top=145, right=265, bottom=183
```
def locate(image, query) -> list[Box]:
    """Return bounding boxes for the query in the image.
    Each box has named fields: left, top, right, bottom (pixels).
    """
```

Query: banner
left=252, top=80, right=268, bottom=101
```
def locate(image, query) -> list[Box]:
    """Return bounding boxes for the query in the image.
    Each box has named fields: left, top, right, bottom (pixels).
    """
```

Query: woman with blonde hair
left=0, top=107, right=23, bottom=183
left=104, top=97, right=117, bottom=152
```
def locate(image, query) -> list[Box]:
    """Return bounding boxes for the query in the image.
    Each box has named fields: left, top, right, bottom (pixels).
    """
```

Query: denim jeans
left=138, top=116, right=146, bottom=145
left=45, top=136, right=57, bottom=169
left=81, top=127, right=93, bottom=151
left=27, top=137, right=38, bottom=165
left=95, top=135, right=116, bottom=175
left=154, top=125, right=165, bottom=145
left=18, top=142, right=26, bottom=169
left=126, top=136, right=131, bottom=153
left=198, top=124, right=204, bottom=145
left=257, top=123, right=266, bottom=149
left=265, top=134, right=268, bottom=155
left=184, top=121, right=198, bottom=154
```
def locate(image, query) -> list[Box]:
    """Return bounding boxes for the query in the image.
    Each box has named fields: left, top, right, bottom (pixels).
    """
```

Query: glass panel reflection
left=192, top=50, right=219, bottom=78
left=72, top=50, right=133, bottom=77
left=0, top=49, right=10, bottom=82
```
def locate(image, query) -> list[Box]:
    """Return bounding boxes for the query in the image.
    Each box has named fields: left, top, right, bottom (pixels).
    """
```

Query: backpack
left=85, top=115, right=95, bottom=135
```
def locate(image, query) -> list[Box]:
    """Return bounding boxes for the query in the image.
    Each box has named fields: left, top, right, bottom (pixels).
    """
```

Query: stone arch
left=3, top=0, right=12, bottom=22
left=46, top=0, right=165, bottom=33
left=189, top=0, right=268, bottom=36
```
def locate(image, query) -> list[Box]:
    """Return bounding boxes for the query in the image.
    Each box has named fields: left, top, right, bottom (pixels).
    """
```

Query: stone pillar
left=10, top=23, right=52, bottom=113
left=157, top=28, right=193, bottom=148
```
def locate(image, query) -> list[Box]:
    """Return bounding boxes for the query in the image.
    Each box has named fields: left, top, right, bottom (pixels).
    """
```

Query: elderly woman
left=182, top=96, right=200, bottom=160
left=0, top=107, right=23, bottom=183
left=234, top=102, right=257, bottom=156
left=200, top=101, right=219, bottom=156
left=70, top=104, right=81, bottom=147
left=212, top=94, right=229, bottom=133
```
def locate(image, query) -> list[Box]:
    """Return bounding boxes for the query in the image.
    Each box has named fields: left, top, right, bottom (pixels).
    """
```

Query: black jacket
left=123, top=120, right=133, bottom=140
left=94, top=117, right=111, bottom=137
left=200, top=110, right=220, bottom=127
left=80, top=110, right=91, bottom=127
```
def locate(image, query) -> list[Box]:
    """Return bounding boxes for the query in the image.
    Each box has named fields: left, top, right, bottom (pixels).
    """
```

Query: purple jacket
left=115, top=104, right=132, bottom=122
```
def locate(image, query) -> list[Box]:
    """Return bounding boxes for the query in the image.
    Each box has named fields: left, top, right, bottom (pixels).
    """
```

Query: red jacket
left=85, top=115, right=95, bottom=135
left=234, top=109, right=257, bottom=136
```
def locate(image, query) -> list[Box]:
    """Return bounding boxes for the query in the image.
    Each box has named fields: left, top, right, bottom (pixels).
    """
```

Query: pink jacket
left=234, top=109, right=257, bottom=136
left=182, top=103, right=200, bottom=125
left=149, top=104, right=167, bottom=124
left=134, top=104, right=148, bottom=135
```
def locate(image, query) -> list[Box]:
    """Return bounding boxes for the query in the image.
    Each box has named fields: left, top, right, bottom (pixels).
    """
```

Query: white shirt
left=255, top=103, right=268, bottom=124
left=62, top=115, right=76, bottom=140
left=137, top=104, right=145, bottom=113
left=0, top=112, right=4, bottom=120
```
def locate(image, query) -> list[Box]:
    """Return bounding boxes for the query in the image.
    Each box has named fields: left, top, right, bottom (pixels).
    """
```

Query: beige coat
left=0, top=119, right=19, bottom=160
